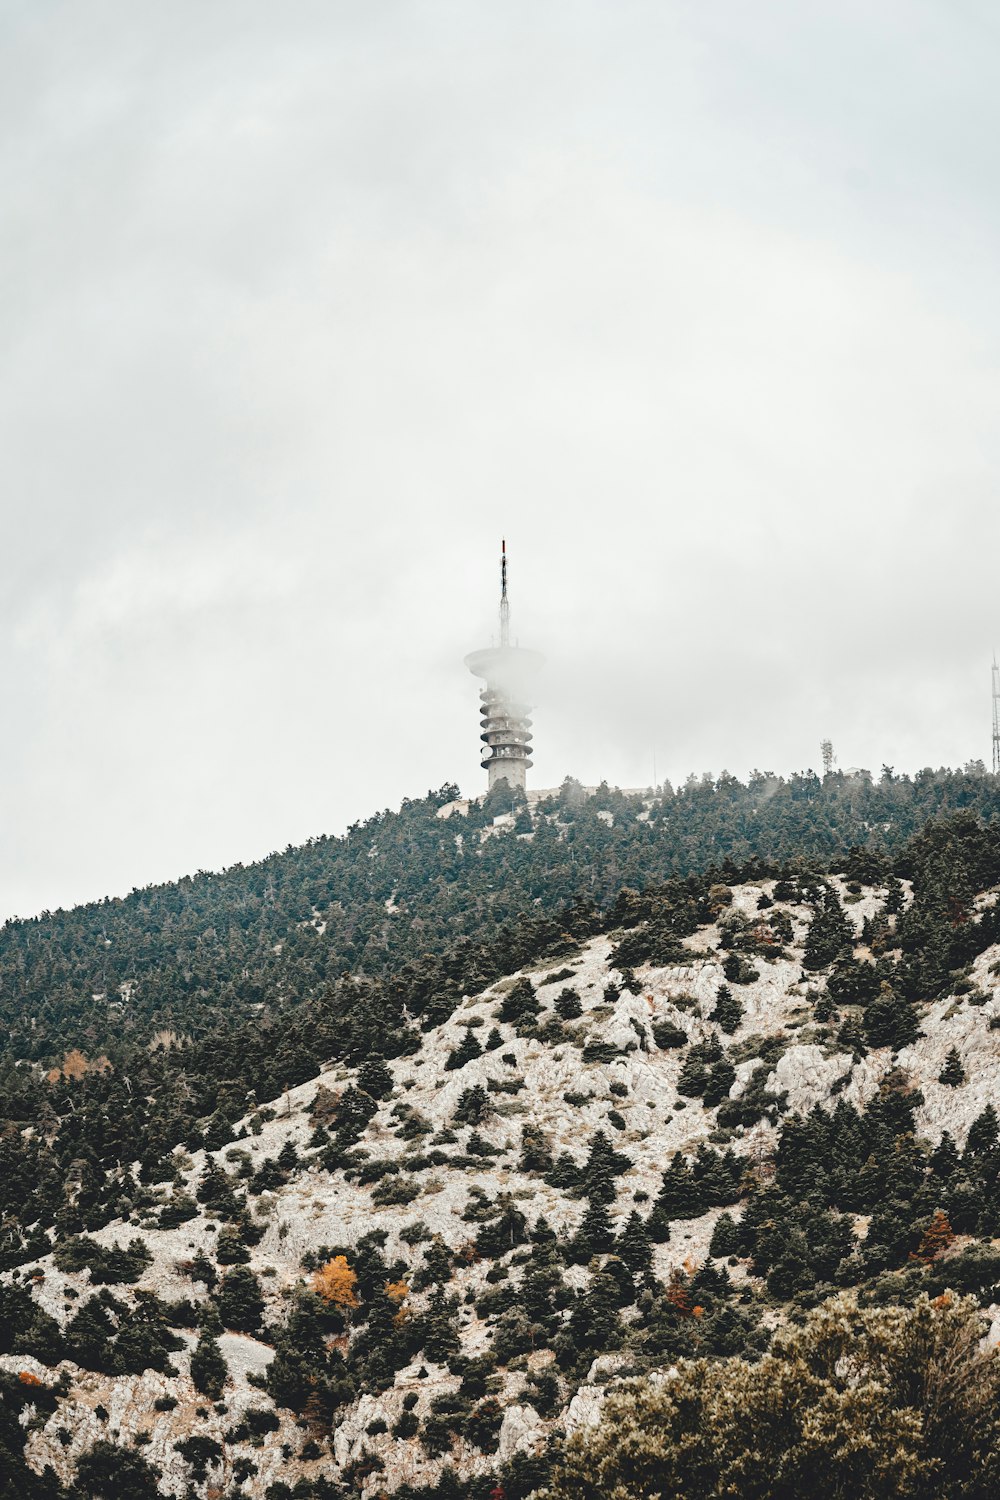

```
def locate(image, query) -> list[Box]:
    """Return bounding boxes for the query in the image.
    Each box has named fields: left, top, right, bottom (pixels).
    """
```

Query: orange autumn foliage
left=311, top=1255, right=359, bottom=1308
left=911, top=1210, right=956, bottom=1266
left=19, top=1371, right=43, bottom=1387
left=386, top=1279, right=410, bottom=1325
left=665, top=1269, right=693, bottom=1317
left=46, top=1049, right=111, bottom=1084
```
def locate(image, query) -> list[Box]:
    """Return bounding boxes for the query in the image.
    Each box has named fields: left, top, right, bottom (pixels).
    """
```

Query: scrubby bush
left=543, top=1294, right=1000, bottom=1500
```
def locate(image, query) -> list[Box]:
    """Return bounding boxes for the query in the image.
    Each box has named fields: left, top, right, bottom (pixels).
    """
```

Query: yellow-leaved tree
left=310, top=1255, right=359, bottom=1309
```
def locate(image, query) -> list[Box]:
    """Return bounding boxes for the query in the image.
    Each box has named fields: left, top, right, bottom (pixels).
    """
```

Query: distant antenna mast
left=499, top=538, right=510, bottom=647
left=821, top=738, right=835, bottom=777
left=993, top=658, right=1000, bottom=774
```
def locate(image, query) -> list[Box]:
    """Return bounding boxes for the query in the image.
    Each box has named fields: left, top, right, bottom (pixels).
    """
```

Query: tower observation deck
left=464, top=542, right=543, bottom=793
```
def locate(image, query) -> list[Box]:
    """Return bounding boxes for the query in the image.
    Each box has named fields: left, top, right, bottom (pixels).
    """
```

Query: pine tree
left=709, top=1211, right=740, bottom=1258
left=555, top=988, right=583, bottom=1020
left=453, top=1084, right=491, bottom=1125
left=190, top=1330, right=228, bottom=1399
left=616, top=1211, right=653, bottom=1275
left=575, top=1196, right=615, bottom=1257
left=358, top=1057, right=394, bottom=1099
left=445, top=1026, right=483, bottom=1071
left=710, top=985, right=744, bottom=1035
left=863, top=985, right=920, bottom=1051
left=930, top=1132, right=960, bottom=1179
left=965, top=1105, right=999, bottom=1156
left=939, top=1048, right=966, bottom=1087
left=216, top=1266, right=265, bottom=1333
left=804, top=888, right=854, bottom=970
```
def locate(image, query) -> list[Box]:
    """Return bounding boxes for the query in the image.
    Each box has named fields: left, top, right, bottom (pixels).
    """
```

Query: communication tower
left=465, top=542, right=543, bottom=792
left=821, top=739, right=836, bottom=777
left=993, top=658, right=1000, bottom=775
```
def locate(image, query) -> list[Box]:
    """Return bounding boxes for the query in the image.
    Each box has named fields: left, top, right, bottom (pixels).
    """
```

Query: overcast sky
left=4, top=1, right=1000, bottom=917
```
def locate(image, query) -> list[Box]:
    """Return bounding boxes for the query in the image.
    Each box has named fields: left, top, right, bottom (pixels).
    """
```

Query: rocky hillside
left=7, top=851, right=1000, bottom=1499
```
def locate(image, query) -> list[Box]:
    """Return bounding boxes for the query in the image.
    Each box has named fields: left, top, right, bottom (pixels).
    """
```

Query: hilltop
left=6, top=803, right=1000, bottom=1496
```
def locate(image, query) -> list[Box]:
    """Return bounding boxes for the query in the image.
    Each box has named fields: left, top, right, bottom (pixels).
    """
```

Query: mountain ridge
left=6, top=810, right=1000, bottom=1496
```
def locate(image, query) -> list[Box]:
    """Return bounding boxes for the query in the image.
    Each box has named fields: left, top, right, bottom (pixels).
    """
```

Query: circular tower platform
left=464, top=644, right=544, bottom=792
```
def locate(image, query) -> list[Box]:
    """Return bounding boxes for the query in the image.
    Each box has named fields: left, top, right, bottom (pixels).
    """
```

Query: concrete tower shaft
left=464, top=543, right=543, bottom=793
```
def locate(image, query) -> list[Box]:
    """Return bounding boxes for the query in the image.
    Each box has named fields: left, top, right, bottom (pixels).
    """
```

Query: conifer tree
left=555, top=988, right=583, bottom=1020
left=519, top=1124, right=554, bottom=1175
left=445, top=1026, right=483, bottom=1071
left=710, top=985, right=744, bottom=1035
left=453, top=1084, right=491, bottom=1125
left=863, top=985, right=920, bottom=1051
left=911, top=1209, right=955, bottom=1265
left=930, top=1132, right=960, bottom=1179
left=575, top=1196, right=615, bottom=1257
left=650, top=1153, right=704, bottom=1237
left=616, top=1211, right=653, bottom=1275
left=804, top=888, right=854, bottom=970
left=709, top=1211, right=740, bottom=1258
left=939, top=1048, right=966, bottom=1087
left=216, top=1266, right=265, bottom=1333
left=965, top=1105, right=999, bottom=1156
left=190, top=1330, right=228, bottom=1399
left=702, top=1057, right=737, bottom=1108
left=357, top=1057, right=394, bottom=1099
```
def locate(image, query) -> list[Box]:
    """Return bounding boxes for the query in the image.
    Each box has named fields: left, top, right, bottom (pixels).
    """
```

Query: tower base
left=487, top=760, right=528, bottom=793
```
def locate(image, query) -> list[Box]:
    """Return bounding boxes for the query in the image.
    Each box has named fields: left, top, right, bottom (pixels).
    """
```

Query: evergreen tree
left=74, top=1440, right=163, bottom=1500
left=445, top=1026, right=483, bottom=1071
left=804, top=888, right=854, bottom=970
left=190, top=1331, right=228, bottom=1399
left=709, top=1211, right=740, bottom=1258
left=702, top=1058, right=737, bottom=1108
left=575, top=1197, right=615, bottom=1257
left=650, top=1154, right=704, bottom=1236
left=520, top=1124, right=554, bottom=1175
left=939, top=1048, right=966, bottom=1087
left=421, top=1288, right=461, bottom=1366
left=555, top=988, right=583, bottom=1020
left=863, top=985, right=920, bottom=1051
left=453, top=1084, right=491, bottom=1125
left=616, top=1211, right=653, bottom=1275
left=930, top=1132, right=960, bottom=1179
left=357, top=1057, right=394, bottom=1099
left=710, top=985, right=744, bottom=1035
left=966, top=1105, right=999, bottom=1156
left=216, top=1267, right=265, bottom=1333
left=498, top=977, right=540, bottom=1031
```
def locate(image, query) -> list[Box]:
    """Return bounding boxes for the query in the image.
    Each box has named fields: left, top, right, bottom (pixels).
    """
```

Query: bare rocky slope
left=6, top=868, right=1000, bottom=1499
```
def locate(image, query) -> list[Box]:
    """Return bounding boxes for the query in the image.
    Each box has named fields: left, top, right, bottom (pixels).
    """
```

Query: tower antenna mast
left=993, top=657, right=1000, bottom=775
left=499, top=539, right=510, bottom=648
left=465, top=541, right=543, bottom=794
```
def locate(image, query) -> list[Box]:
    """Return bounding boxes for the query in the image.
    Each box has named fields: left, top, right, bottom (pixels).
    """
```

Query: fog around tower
left=4, top=2, right=1000, bottom=916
